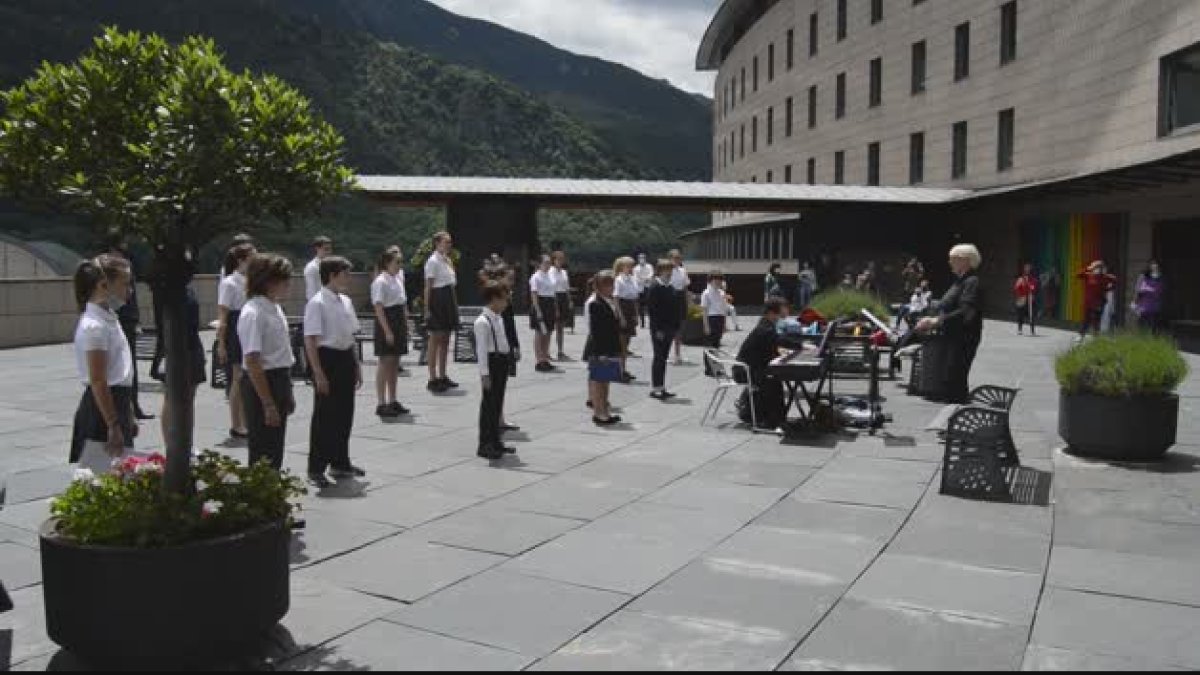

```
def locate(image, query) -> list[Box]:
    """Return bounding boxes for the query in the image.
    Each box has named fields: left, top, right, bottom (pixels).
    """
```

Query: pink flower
left=201, top=500, right=223, bottom=518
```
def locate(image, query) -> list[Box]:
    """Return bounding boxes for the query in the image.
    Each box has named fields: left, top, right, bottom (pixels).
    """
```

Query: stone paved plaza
left=1, top=319, right=1199, bottom=670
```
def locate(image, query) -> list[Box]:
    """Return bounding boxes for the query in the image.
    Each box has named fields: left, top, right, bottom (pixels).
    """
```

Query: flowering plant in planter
left=50, top=452, right=305, bottom=548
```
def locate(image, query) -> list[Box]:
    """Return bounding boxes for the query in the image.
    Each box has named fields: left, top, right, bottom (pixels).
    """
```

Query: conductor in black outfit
left=915, top=244, right=984, bottom=404
left=735, top=296, right=790, bottom=430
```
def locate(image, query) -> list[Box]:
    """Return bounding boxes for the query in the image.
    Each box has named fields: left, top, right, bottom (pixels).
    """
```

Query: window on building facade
left=955, top=23, right=971, bottom=81
left=807, top=157, right=816, bottom=184
left=785, top=164, right=793, bottom=183
left=871, top=0, right=883, bottom=24
left=730, top=77, right=736, bottom=110
left=753, top=56, right=760, bottom=92
left=834, top=151, right=845, bottom=184
left=912, top=41, right=927, bottom=94
left=752, top=115, right=758, bottom=152
left=909, top=132, right=925, bottom=184
left=767, top=107, right=774, bottom=145
left=766, top=170, right=774, bottom=183
left=768, top=44, right=775, bottom=82
left=810, top=12, right=819, bottom=56
left=998, top=108, right=1015, bottom=172
left=787, top=29, right=795, bottom=70
left=741, top=66, right=747, bottom=100
left=835, top=72, right=846, bottom=119
left=837, top=0, right=847, bottom=41
left=1001, top=1, right=1017, bottom=65
left=808, top=85, right=818, bottom=128
left=952, top=121, right=968, bottom=179
left=869, top=58, right=882, bottom=108
left=740, top=124, right=746, bottom=158
left=1161, top=42, right=1200, bottom=136
left=867, top=142, right=880, bottom=186
left=730, top=130, right=736, bottom=164
left=786, top=96, right=794, bottom=137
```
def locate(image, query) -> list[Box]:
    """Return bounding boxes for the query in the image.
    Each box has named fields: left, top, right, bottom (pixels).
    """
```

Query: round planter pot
left=40, top=520, right=290, bottom=669
left=681, top=318, right=708, bottom=346
left=1059, top=391, right=1179, bottom=461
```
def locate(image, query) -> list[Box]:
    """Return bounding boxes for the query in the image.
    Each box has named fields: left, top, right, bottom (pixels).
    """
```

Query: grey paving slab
left=282, top=620, right=532, bottom=671
left=488, top=474, right=647, bottom=520
left=722, top=442, right=836, bottom=468
left=704, top=525, right=883, bottom=589
left=783, top=597, right=1029, bottom=671
left=0, top=499, right=50, bottom=534
left=408, top=462, right=548, bottom=499
left=299, top=536, right=506, bottom=603
left=889, top=513, right=1051, bottom=574
left=690, top=457, right=818, bottom=489
left=1052, top=512, right=1200, bottom=562
left=386, top=569, right=629, bottom=657
left=1021, top=644, right=1193, bottom=671
left=1, top=467, right=72, bottom=507
left=534, top=609, right=796, bottom=671
left=847, top=553, right=1043, bottom=626
left=559, top=458, right=691, bottom=492
left=751, top=498, right=907, bottom=544
left=1055, top=485, right=1200, bottom=527
left=350, top=444, right=474, bottom=479
left=494, top=445, right=599, bottom=475
left=819, top=455, right=940, bottom=484
left=407, top=506, right=583, bottom=556
left=288, top=511, right=401, bottom=568
left=1047, top=545, right=1200, bottom=607
left=793, top=472, right=930, bottom=511
left=642, top=477, right=787, bottom=520
left=267, top=576, right=404, bottom=661
left=0, top=542, right=41, bottom=590
left=0, top=586, right=56, bottom=668
left=0, top=522, right=39, bottom=549
left=304, top=483, right=481, bottom=529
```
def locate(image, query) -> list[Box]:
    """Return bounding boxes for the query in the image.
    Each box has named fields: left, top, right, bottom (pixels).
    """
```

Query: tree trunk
left=157, top=244, right=194, bottom=495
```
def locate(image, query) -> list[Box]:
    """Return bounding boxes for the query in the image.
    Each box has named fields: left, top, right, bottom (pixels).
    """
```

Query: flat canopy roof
left=356, top=176, right=970, bottom=211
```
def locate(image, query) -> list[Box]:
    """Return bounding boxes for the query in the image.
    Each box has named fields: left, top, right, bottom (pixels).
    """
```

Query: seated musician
left=735, top=297, right=790, bottom=430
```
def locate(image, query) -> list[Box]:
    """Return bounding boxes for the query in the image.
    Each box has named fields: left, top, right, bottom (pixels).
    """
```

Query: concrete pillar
left=446, top=198, right=538, bottom=308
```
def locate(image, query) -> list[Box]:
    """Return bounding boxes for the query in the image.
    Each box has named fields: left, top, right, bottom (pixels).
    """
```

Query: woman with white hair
left=915, top=243, right=984, bottom=404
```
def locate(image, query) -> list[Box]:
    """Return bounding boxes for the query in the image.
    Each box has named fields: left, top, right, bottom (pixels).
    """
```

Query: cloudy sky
left=428, top=0, right=722, bottom=95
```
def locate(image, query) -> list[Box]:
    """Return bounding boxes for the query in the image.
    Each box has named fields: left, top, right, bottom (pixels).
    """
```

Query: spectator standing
left=107, top=242, right=152, bottom=420
left=371, top=248, right=410, bottom=418
left=551, top=250, right=574, bottom=357
left=217, top=243, right=255, bottom=441
left=303, top=236, right=333, bottom=301
left=634, top=252, right=655, bottom=328
left=668, top=249, right=691, bottom=365
left=764, top=263, right=784, bottom=303
left=529, top=255, right=558, bottom=372
left=238, top=254, right=296, bottom=471
left=796, top=261, right=818, bottom=310
left=584, top=272, right=623, bottom=425
left=701, top=273, right=730, bottom=348
left=1077, top=260, right=1118, bottom=338
left=647, top=260, right=681, bottom=401
left=475, top=281, right=517, bottom=459
left=1132, top=260, right=1167, bottom=332
left=423, top=232, right=461, bottom=393
left=614, top=256, right=641, bottom=382
left=1013, top=263, right=1039, bottom=336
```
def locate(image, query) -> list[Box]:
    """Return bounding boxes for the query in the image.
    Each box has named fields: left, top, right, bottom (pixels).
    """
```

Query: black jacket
left=736, top=318, right=780, bottom=381
left=647, top=278, right=681, bottom=333
left=938, top=271, right=983, bottom=341
left=585, top=297, right=622, bottom=359
left=501, top=304, right=519, bottom=351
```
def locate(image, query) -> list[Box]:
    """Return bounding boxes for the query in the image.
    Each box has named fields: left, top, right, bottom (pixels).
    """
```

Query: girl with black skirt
left=551, top=250, right=573, bottom=360
left=585, top=271, right=623, bottom=425
left=614, top=256, right=641, bottom=383
left=529, top=255, right=558, bottom=372
left=238, top=254, right=296, bottom=471
left=304, top=256, right=366, bottom=488
left=70, top=255, right=139, bottom=474
left=217, top=243, right=255, bottom=441
left=423, top=232, right=460, bottom=393
left=158, top=282, right=207, bottom=450
left=371, top=248, right=410, bottom=417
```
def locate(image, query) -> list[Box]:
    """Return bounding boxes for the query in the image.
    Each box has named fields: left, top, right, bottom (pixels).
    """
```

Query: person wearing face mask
left=915, top=244, right=984, bottom=404
left=70, top=255, right=140, bottom=473
left=1132, top=260, right=1166, bottom=333
left=734, top=297, right=790, bottom=431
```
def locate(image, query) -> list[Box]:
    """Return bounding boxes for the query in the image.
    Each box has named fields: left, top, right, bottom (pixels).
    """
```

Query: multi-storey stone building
left=684, top=0, right=1200, bottom=338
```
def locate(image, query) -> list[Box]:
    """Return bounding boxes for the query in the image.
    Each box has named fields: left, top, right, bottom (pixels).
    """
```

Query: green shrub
left=807, top=289, right=891, bottom=322
left=1055, top=332, right=1189, bottom=397
left=50, top=452, right=305, bottom=548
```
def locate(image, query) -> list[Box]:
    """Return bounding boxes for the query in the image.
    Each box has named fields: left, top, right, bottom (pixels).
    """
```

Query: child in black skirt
left=371, top=247, right=410, bottom=417
left=585, top=271, right=624, bottom=425
left=238, top=254, right=296, bottom=471
left=217, top=243, right=255, bottom=440
left=423, top=231, right=461, bottom=393
left=304, top=256, right=366, bottom=488
left=475, top=281, right=515, bottom=460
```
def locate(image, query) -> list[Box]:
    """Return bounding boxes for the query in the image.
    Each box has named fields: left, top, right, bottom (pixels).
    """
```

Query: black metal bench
left=414, top=308, right=481, bottom=365
left=939, top=385, right=1022, bottom=500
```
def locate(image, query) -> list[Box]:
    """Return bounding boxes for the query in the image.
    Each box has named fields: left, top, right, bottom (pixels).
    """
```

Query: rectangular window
left=871, top=0, right=883, bottom=24
left=752, top=115, right=758, bottom=152
left=837, top=0, right=847, bottom=41
left=741, top=67, right=746, bottom=100
left=809, top=12, right=819, bottom=56
left=767, top=107, right=774, bottom=145
left=909, top=132, right=925, bottom=184
left=835, top=72, right=846, bottom=119
left=955, top=22, right=971, bottom=81
left=867, top=142, right=880, bottom=186
left=785, top=164, right=793, bottom=183
left=834, top=151, right=845, bottom=184
left=786, top=96, right=794, bottom=137
left=768, top=43, right=775, bottom=82
left=1161, top=43, right=1200, bottom=135
left=952, top=121, right=968, bottom=179
left=808, top=85, right=818, bottom=128
left=807, top=157, right=816, bottom=184
left=740, top=124, right=746, bottom=158
left=787, top=29, right=795, bottom=70
left=912, top=41, right=927, bottom=94
left=753, top=56, right=760, bottom=92
left=1000, top=1, right=1018, bottom=65
left=998, top=108, right=1015, bottom=172
left=869, top=58, right=882, bottom=108
left=766, top=170, right=774, bottom=183
left=730, top=130, right=736, bottom=163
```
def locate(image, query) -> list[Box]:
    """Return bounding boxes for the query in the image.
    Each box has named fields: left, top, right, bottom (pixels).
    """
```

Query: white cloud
left=428, top=0, right=719, bottom=95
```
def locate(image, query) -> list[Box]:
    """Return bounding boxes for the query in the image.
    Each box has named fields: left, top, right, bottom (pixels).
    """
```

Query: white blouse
left=701, top=286, right=730, bottom=317
left=424, top=252, right=457, bottom=289
left=473, top=308, right=512, bottom=376
left=74, top=303, right=134, bottom=387
left=238, top=296, right=296, bottom=370
left=304, top=287, right=359, bottom=351
left=217, top=271, right=247, bottom=311
left=371, top=272, right=406, bottom=307
left=615, top=273, right=642, bottom=300
left=550, top=266, right=570, bottom=294
left=529, top=269, right=557, bottom=298
left=670, top=265, right=690, bottom=291
left=304, top=258, right=322, bottom=301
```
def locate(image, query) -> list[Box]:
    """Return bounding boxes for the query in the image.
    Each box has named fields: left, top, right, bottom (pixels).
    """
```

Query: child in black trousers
left=475, top=281, right=515, bottom=460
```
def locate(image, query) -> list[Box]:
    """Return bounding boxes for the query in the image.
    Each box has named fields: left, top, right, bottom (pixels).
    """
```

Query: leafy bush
left=50, top=452, right=305, bottom=548
left=1056, top=332, right=1189, bottom=397
left=807, top=289, right=891, bottom=322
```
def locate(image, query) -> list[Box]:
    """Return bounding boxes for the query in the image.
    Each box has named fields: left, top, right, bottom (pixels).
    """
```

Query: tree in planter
left=0, top=28, right=354, bottom=493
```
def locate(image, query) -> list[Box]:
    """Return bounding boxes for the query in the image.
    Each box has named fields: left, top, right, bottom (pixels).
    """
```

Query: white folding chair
left=701, top=349, right=761, bottom=431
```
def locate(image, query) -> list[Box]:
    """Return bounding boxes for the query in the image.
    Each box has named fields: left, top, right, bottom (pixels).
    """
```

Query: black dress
left=934, top=271, right=983, bottom=404
left=735, top=318, right=786, bottom=428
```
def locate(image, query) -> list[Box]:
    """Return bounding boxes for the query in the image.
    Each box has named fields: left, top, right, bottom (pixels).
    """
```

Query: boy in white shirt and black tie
left=475, top=281, right=516, bottom=461
left=304, top=256, right=366, bottom=488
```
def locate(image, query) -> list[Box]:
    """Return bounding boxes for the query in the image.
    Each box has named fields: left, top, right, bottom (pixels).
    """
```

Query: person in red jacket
left=1077, top=260, right=1117, bottom=338
left=1013, top=263, right=1038, bottom=336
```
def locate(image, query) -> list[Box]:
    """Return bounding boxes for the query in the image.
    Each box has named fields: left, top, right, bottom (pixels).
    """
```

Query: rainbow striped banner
left=1021, top=214, right=1121, bottom=322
